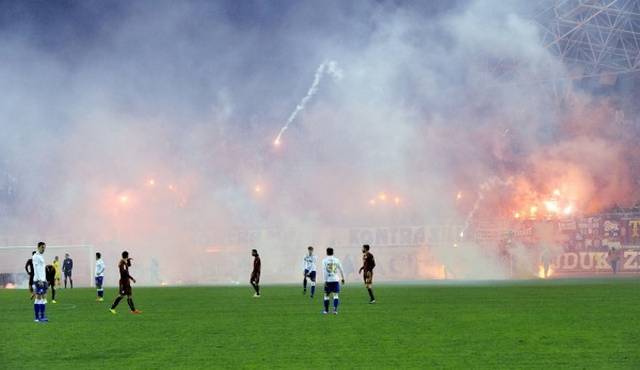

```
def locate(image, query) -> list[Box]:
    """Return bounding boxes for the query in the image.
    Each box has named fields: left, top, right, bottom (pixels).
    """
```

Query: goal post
left=0, top=244, right=95, bottom=289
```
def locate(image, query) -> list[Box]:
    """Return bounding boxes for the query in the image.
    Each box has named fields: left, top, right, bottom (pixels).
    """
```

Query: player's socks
left=310, top=284, right=316, bottom=298
left=37, top=299, right=44, bottom=319
left=111, top=296, right=123, bottom=309
left=323, top=296, right=330, bottom=312
left=333, top=297, right=339, bottom=312
left=34, top=300, right=39, bottom=320
left=70, top=280, right=73, bottom=289
left=303, top=278, right=307, bottom=294
left=368, top=288, right=375, bottom=302
left=127, top=298, right=136, bottom=311
left=41, top=300, right=47, bottom=320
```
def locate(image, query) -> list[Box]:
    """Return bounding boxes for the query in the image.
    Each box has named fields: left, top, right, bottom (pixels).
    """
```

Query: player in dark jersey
left=358, top=244, right=376, bottom=303
left=250, top=249, right=261, bottom=297
left=109, top=251, right=142, bottom=314
left=62, top=253, right=73, bottom=288
left=45, top=264, right=57, bottom=303
left=25, top=251, right=35, bottom=298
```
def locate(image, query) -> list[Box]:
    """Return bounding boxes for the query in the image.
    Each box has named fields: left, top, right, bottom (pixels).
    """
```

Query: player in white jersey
left=32, top=242, right=49, bottom=322
left=302, top=246, right=317, bottom=298
left=322, top=247, right=345, bottom=315
left=95, top=252, right=105, bottom=302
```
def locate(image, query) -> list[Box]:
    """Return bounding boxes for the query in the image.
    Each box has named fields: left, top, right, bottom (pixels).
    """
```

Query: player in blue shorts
left=302, top=246, right=317, bottom=298
left=322, top=247, right=345, bottom=315
left=32, top=242, right=49, bottom=322
left=95, top=252, right=105, bottom=301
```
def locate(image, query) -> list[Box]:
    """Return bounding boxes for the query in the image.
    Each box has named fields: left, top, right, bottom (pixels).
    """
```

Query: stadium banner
left=205, top=225, right=455, bottom=248
left=550, top=249, right=640, bottom=273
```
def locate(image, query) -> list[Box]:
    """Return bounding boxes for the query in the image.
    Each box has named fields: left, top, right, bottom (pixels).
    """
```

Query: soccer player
left=45, top=264, right=57, bottom=304
left=109, top=251, right=142, bottom=314
left=25, top=251, right=35, bottom=298
left=358, top=244, right=376, bottom=303
left=32, top=242, right=49, bottom=322
left=250, top=249, right=261, bottom=297
left=52, top=256, right=61, bottom=287
left=302, top=246, right=317, bottom=298
left=62, top=253, right=73, bottom=288
left=322, top=247, right=345, bottom=315
left=95, top=252, right=105, bottom=302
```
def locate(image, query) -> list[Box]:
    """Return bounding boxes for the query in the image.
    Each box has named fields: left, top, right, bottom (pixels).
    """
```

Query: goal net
left=0, top=244, right=95, bottom=288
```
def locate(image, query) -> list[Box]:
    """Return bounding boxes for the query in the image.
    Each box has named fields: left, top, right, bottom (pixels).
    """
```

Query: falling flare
left=273, top=60, right=343, bottom=146
left=459, top=177, right=514, bottom=239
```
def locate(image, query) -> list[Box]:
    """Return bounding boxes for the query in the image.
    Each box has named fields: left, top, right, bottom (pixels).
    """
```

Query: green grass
left=1, top=279, right=639, bottom=369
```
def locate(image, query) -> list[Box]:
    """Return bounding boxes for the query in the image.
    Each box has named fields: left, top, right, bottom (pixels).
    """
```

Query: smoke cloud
left=0, top=0, right=638, bottom=285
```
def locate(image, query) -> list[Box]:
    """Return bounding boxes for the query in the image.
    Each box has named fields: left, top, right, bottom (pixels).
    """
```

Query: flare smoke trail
left=459, top=177, right=514, bottom=238
left=273, top=60, right=343, bottom=146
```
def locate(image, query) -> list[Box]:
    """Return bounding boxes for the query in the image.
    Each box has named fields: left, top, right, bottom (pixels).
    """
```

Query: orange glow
left=147, top=179, right=156, bottom=186
left=118, top=195, right=129, bottom=204
left=544, top=200, right=559, bottom=213
left=168, top=185, right=176, bottom=191
left=273, top=138, right=281, bottom=147
left=369, top=199, right=377, bottom=206
left=456, top=191, right=463, bottom=200
left=538, top=264, right=554, bottom=279
left=4, top=283, right=16, bottom=289
left=254, top=185, right=262, bottom=194
left=205, top=246, right=222, bottom=253
left=393, top=196, right=401, bottom=205
left=378, top=192, right=387, bottom=201
left=494, top=178, right=586, bottom=221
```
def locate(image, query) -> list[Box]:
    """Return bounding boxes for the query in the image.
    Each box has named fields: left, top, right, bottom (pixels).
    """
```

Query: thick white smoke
left=0, top=0, right=638, bottom=285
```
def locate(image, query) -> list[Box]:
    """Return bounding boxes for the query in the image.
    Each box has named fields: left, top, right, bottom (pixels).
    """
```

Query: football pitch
left=1, top=278, right=639, bottom=369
